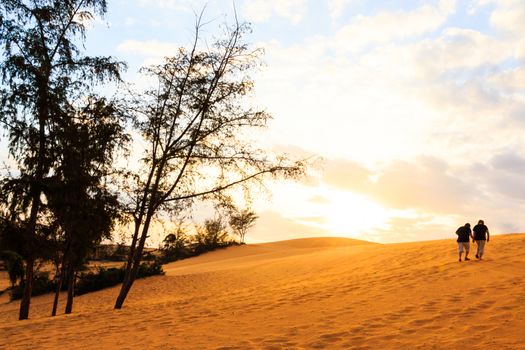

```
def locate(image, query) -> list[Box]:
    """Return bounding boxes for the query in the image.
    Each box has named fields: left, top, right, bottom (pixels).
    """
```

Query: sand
left=1, top=234, right=524, bottom=349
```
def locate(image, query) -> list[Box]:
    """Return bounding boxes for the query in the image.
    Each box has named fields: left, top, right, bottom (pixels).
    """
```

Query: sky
left=7, top=0, right=525, bottom=244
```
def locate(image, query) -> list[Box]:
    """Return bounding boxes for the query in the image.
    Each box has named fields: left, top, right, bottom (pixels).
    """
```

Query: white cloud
left=242, top=0, right=307, bottom=24
left=328, top=0, right=355, bottom=20
left=489, top=1, right=525, bottom=36
left=468, top=0, right=525, bottom=58
left=333, top=1, right=456, bottom=53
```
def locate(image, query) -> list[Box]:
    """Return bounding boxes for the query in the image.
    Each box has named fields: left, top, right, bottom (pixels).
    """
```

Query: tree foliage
left=0, top=0, right=125, bottom=319
left=229, top=208, right=258, bottom=244
left=194, top=217, right=231, bottom=254
left=45, top=96, right=127, bottom=315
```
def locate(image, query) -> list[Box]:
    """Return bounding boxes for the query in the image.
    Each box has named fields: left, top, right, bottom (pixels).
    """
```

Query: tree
left=0, top=0, right=124, bottom=319
left=162, top=226, right=190, bottom=260
left=194, top=217, right=231, bottom=254
left=229, top=209, right=258, bottom=244
left=114, top=14, right=304, bottom=309
left=45, top=97, right=126, bottom=316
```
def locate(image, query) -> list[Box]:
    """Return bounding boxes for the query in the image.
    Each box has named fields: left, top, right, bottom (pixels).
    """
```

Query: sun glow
left=262, top=183, right=391, bottom=241
left=313, top=187, right=391, bottom=238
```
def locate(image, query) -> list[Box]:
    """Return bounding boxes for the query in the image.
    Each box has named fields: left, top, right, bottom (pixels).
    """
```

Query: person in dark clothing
left=472, top=219, right=490, bottom=259
left=455, top=223, right=473, bottom=262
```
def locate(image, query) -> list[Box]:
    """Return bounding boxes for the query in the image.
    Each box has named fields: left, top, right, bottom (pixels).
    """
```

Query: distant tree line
left=0, top=1, right=304, bottom=320
left=159, top=210, right=258, bottom=263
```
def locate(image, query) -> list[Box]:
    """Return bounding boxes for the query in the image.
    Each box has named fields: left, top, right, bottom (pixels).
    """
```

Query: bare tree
left=114, top=13, right=304, bottom=309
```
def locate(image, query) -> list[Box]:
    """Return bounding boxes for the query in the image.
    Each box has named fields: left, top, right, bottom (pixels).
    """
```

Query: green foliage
left=74, top=262, right=164, bottom=296
left=9, top=271, right=55, bottom=300
left=158, top=227, right=192, bottom=263
left=74, top=267, right=125, bottom=296
left=159, top=217, right=240, bottom=264
left=0, top=0, right=127, bottom=318
left=10, top=262, right=164, bottom=300
left=194, top=217, right=231, bottom=254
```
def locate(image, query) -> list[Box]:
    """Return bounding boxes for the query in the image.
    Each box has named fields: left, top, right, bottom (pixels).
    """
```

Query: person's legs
left=458, top=243, right=464, bottom=261
left=464, top=243, right=470, bottom=260
left=478, top=240, right=486, bottom=259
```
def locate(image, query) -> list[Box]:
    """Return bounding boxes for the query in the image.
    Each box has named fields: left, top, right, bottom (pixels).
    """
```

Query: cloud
left=333, top=1, right=456, bottom=53
left=328, top=0, right=356, bottom=20
left=488, top=0, right=525, bottom=37
left=242, top=0, right=307, bottom=24
left=322, top=158, right=371, bottom=191
left=308, top=195, right=331, bottom=204
left=490, top=151, right=525, bottom=173
left=321, top=156, right=477, bottom=214
left=487, top=67, right=525, bottom=93
left=314, top=151, right=525, bottom=241
left=412, top=28, right=511, bottom=75
left=367, top=214, right=457, bottom=243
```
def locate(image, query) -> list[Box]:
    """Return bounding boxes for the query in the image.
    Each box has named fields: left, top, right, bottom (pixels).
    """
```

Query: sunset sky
left=6, top=0, right=525, bottom=244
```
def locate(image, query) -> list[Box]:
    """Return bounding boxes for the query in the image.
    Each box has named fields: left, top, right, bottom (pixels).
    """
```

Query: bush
left=10, top=271, right=55, bottom=300
left=10, top=262, right=164, bottom=300
left=0, top=250, right=25, bottom=287
left=75, top=267, right=125, bottom=296
left=137, top=261, right=164, bottom=277
left=75, top=262, right=164, bottom=296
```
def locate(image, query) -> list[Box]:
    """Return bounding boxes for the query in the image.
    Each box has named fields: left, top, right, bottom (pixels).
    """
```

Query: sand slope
left=1, top=235, right=524, bottom=349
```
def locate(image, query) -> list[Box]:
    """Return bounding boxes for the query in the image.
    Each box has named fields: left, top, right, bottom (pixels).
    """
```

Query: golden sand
left=1, top=235, right=524, bottom=349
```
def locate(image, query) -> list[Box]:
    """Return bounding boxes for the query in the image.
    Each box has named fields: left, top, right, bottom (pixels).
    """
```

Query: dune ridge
left=1, top=234, right=525, bottom=349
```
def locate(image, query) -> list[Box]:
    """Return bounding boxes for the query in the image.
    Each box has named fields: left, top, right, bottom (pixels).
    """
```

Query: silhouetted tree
left=161, top=226, right=191, bottom=262
left=194, top=217, right=231, bottom=254
left=114, top=13, right=304, bottom=309
left=229, top=209, right=257, bottom=244
left=0, top=0, right=124, bottom=319
left=45, top=97, right=126, bottom=315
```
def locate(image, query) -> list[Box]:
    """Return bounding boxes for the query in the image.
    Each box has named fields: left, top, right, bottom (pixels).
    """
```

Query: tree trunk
left=114, top=278, right=132, bottom=310
left=114, top=244, right=144, bottom=309
left=18, top=255, right=34, bottom=320
left=64, top=264, right=75, bottom=314
left=120, top=221, right=141, bottom=295
left=115, top=214, right=153, bottom=309
left=19, top=90, right=48, bottom=320
left=51, top=263, right=66, bottom=316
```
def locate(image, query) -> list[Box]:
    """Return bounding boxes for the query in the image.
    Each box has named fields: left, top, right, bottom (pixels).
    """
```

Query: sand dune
left=1, top=235, right=525, bottom=349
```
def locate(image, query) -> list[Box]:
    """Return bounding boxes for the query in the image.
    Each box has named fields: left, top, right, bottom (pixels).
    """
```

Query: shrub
left=0, top=250, right=25, bottom=287
left=10, top=262, right=164, bottom=300
left=10, top=271, right=55, bottom=300
left=75, top=267, right=125, bottom=296
left=137, top=261, right=164, bottom=278
left=75, top=262, right=164, bottom=296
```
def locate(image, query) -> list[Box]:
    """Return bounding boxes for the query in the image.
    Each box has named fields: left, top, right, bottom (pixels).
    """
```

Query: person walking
left=473, top=220, right=490, bottom=260
left=455, top=223, right=473, bottom=262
